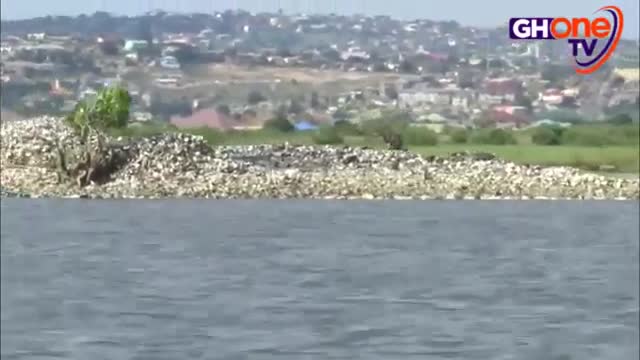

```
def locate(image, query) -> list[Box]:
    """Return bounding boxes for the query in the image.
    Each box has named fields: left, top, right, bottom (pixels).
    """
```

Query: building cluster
left=1, top=10, right=638, bottom=130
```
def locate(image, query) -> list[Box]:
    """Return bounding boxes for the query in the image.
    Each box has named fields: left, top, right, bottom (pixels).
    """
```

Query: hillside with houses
left=1, top=10, right=639, bottom=131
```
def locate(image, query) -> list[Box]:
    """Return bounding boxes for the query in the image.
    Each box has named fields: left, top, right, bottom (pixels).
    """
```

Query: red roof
left=170, top=109, right=235, bottom=130
left=490, top=110, right=530, bottom=125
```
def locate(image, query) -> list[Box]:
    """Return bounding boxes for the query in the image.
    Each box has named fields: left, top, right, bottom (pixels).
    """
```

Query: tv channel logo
left=509, top=5, right=624, bottom=74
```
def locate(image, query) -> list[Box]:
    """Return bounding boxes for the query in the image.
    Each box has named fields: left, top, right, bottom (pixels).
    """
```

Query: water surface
left=1, top=199, right=638, bottom=359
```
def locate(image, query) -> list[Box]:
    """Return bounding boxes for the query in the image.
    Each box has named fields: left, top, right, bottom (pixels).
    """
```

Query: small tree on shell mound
left=59, top=85, right=132, bottom=187
left=65, top=85, right=131, bottom=140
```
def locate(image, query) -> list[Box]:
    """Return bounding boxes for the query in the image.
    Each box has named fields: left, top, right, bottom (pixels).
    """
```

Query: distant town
left=1, top=9, right=639, bottom=131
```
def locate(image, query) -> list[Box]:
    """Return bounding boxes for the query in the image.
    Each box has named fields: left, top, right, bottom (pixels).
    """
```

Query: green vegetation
left=263, top=115, right=294, bottom=132
left=559, top=125, right=639, bottom=147
left=448, top=128, right=470, bottom=144
left=410, top=145, right=639, bottom=173
left=65, top=85, right=131, bottom=139
left=58, top=85, right=132, bottom=187
left=470, top=128, right=517, bottom=145
left=312, top=125, right=344, bottom=145
left=333, top=120, right=363, bottom=136
left=402, top=127, right=439, bottom=146
left=531, top=127, right=563, bottom=145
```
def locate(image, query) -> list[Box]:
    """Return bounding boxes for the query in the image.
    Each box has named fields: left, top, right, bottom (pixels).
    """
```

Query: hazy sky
left=2, top=0, right=638, bottom=39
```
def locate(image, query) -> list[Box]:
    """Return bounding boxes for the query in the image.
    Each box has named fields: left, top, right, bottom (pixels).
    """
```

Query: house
left=154, top=76, right=181, bottom=87
left=423, top=113, right=449, bottom=123
left=160, top=56, right=180, bottom=70
left=540, top=89, right=564, bottom=105
left=398, top=88, right=455, bottom=107
left=488, top=107, right=531, bottom=128
left=170, top=109, right=235, bottom=130
left=132, top=112, right=153, bottom=122
left=484, top=77, right=522, bottom=102
left=123, top=40, right=149, bottom=53
left=27, top=33, right=46, bottom=41
left=492, top=105, right=528, bottom=116
left=340, top=47, right=370, bottom=61
left=614, top=67, right=640, bottom=82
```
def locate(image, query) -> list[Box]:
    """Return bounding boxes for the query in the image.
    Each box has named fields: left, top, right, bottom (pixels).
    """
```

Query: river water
left=1, top=199, right=638, bottom=360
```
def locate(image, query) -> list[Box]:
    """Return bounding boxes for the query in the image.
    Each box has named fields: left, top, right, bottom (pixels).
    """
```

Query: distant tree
left=276, top=47, right=292, bottom=58
left=372, top=62, right=388, bottom=72
left=243, top=109, right=257, bottom=118
left=399, top=59, right=417, bottom=74
left=541, top=64, right=575, bottom=83
left=515, top=94, right=533, bottom=112
left=449, top=128, right=469, bottom=144
left=137, top=17, right=154, bottom=46
left=610, top=76, right=625, bottom=88
left=607, top=113, right=633, bottom=125
left=172, top=45, right=198, bottom=64
left=288, top=99, right=305, bottom=115
left=531, top=126, right=563, bottom=145
left=274, top=104, right=288, bottom=119
left=310, top=91, right=320, bottom=109
left=439, top=20, right=460, bottom=34
left=322, top=48, right=341, bottom=62
left=458, top=79, right=475, bottom=89
left=333, top=120, right=362, bottom=136
left=361, top=110, right=412, bottom=150
left=99, top=41, right=120, bottom=56
left=333, top=109, right=350, bottom=122
left=150, top=100, right=192, bottom=119
left=384, top=85, right=399, bottom=100
left=560, top=96, right=577, bottom=108
left=224, top=47, right=238, bottom=58
left=312, top=125, right=344, bottom=145
left=402, top=127, right=439, bottom=146
left=247, top=90, right=267, bottom=105
left=264, top=115, right=294, bottom=132
left=216, top=104, right=231, bottom=116
left=471, top=129, right=517, bottom=145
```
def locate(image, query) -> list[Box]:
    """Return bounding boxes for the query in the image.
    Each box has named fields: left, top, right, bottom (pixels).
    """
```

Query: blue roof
left=294, top=120, right=318, bottom=131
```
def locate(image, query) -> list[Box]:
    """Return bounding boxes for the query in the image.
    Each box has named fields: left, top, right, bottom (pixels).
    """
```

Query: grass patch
left=410, top=145, right=640, bottom=173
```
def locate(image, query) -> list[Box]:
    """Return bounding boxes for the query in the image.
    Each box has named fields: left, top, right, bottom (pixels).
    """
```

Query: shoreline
left=1, top=117, right=639, bottom=201
left=1, top=194, right=635, bottom=201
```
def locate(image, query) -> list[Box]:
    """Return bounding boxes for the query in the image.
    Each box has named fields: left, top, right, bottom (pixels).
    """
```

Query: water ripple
left=1, top=199, right=638, bottom=360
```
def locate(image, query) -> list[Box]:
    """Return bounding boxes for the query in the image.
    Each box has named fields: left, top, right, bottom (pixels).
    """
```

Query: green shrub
left=471, top=128, right=517, bottom=145
left=449, top=128, right=469, bottom=144
left=560, top=125, right=639, bottom=146
left=402, top=127, right=439, bottom=146
left=247, top=90, right=267, bottom=105
left=531, top=126, right=563, bottom=145
left=333, top=120, right=362, bottom=136
left=312, top=125, right=344, bottom=145
left=606, top=113, right=633, bottom=125
left=65, top=85, right=131, bottom=136
left=263, top=116, right=294, bottom=132
left=360, top=110, right=410, bottom=136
